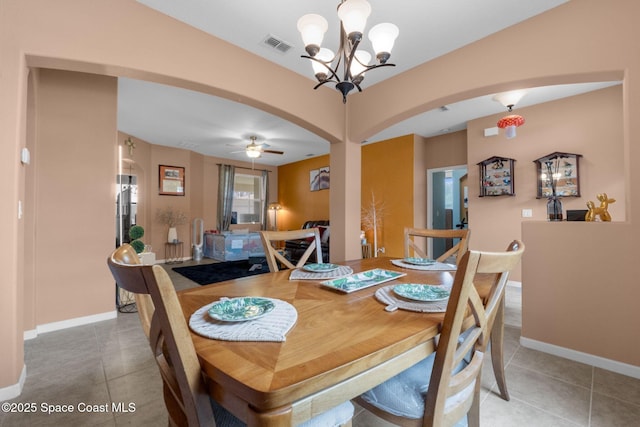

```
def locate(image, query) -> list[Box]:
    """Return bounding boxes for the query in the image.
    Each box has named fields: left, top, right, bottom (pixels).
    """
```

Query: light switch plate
left=522, top=209, right=533, bottom=218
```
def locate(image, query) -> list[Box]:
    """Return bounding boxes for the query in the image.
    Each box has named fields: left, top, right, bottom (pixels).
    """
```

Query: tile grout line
left=587, top=366, right=594, bottom=427
left=505, top=394, right=586, bottom=427
left=93, top=323, right=118, bottom=426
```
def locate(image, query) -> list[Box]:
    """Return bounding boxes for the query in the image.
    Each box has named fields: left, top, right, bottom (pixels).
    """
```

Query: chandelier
left=297, top=0, right=399, bottom=103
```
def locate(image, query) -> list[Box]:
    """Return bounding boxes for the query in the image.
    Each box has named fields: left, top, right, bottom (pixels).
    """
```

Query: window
left=232, top=173, right=264, bottom=224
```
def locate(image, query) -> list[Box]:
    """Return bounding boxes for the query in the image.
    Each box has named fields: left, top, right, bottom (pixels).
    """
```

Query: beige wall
left=420, top=129, right=469, bottom=232
left=522, top=222, right=634, bottom=365
left=422, top=131, right=468, bottom=172
left=467, top=86, right=625, bottom=282
left=28, top=70, right=118, bottom=328
left=118, top=133, right=277, bottom=258
left=2, top=0, right=640, bottom=393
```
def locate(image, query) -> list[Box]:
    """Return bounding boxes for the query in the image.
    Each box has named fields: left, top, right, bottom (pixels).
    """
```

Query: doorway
left=116, top=173, right=138, bottom=248
left=427, top=165, right=468, bottom=259
left=115, top=172, right=138, bottom=312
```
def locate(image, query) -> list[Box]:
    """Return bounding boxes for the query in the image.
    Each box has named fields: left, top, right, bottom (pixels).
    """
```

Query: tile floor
left=2, top=260, right=639, bottom=426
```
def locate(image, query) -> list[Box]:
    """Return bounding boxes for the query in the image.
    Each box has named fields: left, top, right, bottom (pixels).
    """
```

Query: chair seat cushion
left=299, top=401, right=354, bottom=427
left=359, top=353, right=471, bottom=426
left=212, top=398, right=354, bottom=427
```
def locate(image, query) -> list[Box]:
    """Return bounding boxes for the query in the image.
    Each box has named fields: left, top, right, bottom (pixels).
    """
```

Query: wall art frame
left=310, top=166, right=330, bottom=191
left=533, top=152, right=582, bottom=198
left=159, top=165, right=185, bottom=196
left=478, top=156, right=515, bottom=197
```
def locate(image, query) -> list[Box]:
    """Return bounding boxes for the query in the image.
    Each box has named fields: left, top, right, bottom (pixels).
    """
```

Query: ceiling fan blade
left=262, top=149, right=284, bottom=155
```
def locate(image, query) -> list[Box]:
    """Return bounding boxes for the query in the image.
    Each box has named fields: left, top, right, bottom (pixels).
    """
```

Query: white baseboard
left=507, top=280, right=521, bottom=289
left=156, top=256, right=190, bottom=264
left=23, top=329, right=37, bottom=340
left=520, top=336, right=640, bottom=379
left=24, top=310, right=118, bottom=339
left=0, top=364, right=26, bottom=401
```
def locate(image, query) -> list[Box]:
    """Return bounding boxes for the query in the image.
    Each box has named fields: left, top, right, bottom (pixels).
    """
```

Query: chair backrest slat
left=259, top=228, right=323, bottom=272
left=403, top=227, right=470, bottom=264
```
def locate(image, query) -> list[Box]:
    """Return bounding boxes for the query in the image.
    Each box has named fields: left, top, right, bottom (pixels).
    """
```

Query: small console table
left=165, top=242, right=184, bottom=264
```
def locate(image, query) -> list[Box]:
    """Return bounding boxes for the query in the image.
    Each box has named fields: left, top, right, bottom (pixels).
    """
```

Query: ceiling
left=117, top=0, right=617, bottom=166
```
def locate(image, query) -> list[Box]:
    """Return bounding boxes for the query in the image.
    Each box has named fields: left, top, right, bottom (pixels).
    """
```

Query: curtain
left=217, top=164, right=235, bottom=231
left=261, top=169, right=269, bottom=230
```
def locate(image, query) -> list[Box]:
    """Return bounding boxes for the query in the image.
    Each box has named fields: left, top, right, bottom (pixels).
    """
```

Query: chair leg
left=491, top=297, right=510, bottom=401
left=466, top=378, right=482, bottom=427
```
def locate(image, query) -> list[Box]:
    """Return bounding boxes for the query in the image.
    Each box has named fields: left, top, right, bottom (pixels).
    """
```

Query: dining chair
left=109, top=243, right=154, bottom=337
left=355, top=240, right=524, bottom=427
left=108, top=244, right=353, bottom=427
left=477, top=240, right=522, bottom=403
left=259, top=228, right=323, bottom=272
left=404, top=227, right=471, bottom=265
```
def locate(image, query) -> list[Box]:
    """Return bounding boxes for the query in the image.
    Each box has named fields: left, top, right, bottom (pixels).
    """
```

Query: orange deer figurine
left=585, top=193, right=616, bottom=221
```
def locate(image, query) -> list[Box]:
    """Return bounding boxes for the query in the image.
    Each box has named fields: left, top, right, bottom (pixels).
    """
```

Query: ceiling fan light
left=337, top=0, right=371, bottom=41
left=297, top=14, right=328, bottom=56
left=246, top=148, right=261, bottom=158
left=368, top=23, right=399, bottom=63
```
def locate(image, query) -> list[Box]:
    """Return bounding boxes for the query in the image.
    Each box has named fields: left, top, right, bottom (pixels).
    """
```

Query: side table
left=165, top=242, right=184, bottom=264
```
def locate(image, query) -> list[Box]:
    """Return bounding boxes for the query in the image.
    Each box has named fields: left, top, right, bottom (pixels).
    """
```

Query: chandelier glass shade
left=297, top=0, right=399, bottom=103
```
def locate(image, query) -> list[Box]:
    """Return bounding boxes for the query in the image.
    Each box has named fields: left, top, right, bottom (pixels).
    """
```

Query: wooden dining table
left=177, top=256, right=502, bottom=426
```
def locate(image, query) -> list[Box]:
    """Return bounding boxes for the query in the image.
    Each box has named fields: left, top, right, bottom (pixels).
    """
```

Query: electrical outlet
left=522, top=209, right=533, bottom=218
left=378, top=247, right=386, bottom=254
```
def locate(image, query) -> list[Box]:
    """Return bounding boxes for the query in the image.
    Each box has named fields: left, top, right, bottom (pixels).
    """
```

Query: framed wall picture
left=534, top=152, right=582, bottom=198
left=478, top=156, right=515, bottom=197
left=159, top=165, right=185, bottom=196
left=310, top=167, right=330, bottom=191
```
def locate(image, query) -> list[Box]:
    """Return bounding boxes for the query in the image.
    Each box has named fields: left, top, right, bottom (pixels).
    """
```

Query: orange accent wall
left=278, top=132, right=467, bottom=260
left=277, top=155, right=330, bottom=230
left=362, top=135, right=415, bottom=257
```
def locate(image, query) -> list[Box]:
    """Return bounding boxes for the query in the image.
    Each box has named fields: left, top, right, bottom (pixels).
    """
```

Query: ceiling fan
left=234, top=136, right=284, bottom=158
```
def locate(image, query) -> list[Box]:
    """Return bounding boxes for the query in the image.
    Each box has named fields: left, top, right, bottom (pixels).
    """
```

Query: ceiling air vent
left=262, top=34, right=293, bottom=54
left=178, top=141, right=199, bottom=150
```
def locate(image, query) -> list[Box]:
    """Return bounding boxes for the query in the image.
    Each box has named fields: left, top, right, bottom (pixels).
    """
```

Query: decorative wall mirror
left=534, top=152, right=582, bottom=198
left=478, top=156, right=515, bottom=197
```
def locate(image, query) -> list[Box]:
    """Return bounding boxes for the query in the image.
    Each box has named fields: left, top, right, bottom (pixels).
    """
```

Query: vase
left=167, top=227, right=178, bottom=243
left=547, top=196, right=563, bottom=221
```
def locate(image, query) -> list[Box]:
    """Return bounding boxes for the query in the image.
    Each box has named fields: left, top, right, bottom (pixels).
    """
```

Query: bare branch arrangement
left=156, top=207, right=188, bottom=228
left=361, top=191, right=386, bottom=257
